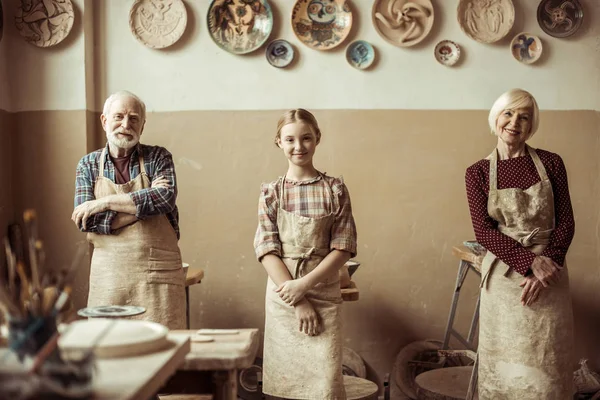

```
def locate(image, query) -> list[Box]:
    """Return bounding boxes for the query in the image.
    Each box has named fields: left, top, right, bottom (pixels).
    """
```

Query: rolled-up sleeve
left=254, top=183, right=282, bottom=261
left=74, top=157, right=116, bottom=234
left=330, top=182, right=357, bottom=257
left=130, top=149, right=177, bottom=219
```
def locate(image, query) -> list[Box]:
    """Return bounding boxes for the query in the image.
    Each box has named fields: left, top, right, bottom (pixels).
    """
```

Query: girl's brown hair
left=274, top=109, right=322, bottom=146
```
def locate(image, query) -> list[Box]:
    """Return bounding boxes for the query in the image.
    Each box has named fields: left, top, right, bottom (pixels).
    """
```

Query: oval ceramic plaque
left=434, top=40, right=460, bottom=66
left=537, top=0, right=583, bottom=38
left=346, top=40, right=375, bottom=70
left=129, top=0, right=187, bottom=49
left=510, top=32, right=542, bottom=65
left=15, top=0, right=74, bottom=47
left=457, top=0, right=514, bottom=44
left=291, top=0, right=352, bottom=51
left=265, top=39, right=295, bottom=68
left=207, top=0, right=273, bottom=55
left=372, top=0, right=434, bottom=48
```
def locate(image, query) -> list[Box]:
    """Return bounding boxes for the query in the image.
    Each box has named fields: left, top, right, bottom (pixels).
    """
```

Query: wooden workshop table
left=160, top=328, right=259, bottom=400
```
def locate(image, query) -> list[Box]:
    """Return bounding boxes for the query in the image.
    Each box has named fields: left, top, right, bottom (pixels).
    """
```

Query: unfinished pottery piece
left=207, top=0, right=273, bottom=55
left=537, top=0, right=583, bottom=38
left=457, top=0, right=514, bottom=44
left=292, top=0, right=352, bottom=51
left=58, top=319, right=169, bottom=359
left=434, top=40, right=461, bottom=66
left=265, top=39, right=295, bottom=68
left=346, top=40, right=375, bottom=70
left=15, top=0, right=74, bottom=47
left=372, top=0, right=434, bottom=48
left=77, top=305, right=146, bottom=318
left=510, top=32, right=542, bottom=64
left=129, top=0, right=187, bottom=49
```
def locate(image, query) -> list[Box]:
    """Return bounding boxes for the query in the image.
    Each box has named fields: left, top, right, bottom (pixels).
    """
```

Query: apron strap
left=489, top=149, right=498, bottom=192
left=99, top=147, right=108, bottom=178
left=527, top=145, right=549, bottom=181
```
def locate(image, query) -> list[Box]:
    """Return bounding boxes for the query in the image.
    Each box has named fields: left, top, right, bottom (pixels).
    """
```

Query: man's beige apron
left=263, top=175, right=346, bottom=400
left=479, top=145, right=574, bottom=399
left=87, top=148, right=186, bottom=330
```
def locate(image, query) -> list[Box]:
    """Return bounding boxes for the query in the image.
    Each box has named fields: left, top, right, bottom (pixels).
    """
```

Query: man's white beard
left=107, top=130, right=139, bottom=150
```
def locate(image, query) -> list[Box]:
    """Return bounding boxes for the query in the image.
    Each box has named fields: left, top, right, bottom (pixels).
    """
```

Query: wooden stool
left=344, top=375, right=378, bottom=400
left=415, top=366, right=477, bottom=400
left=185, top=267, right=204, bottom=329
left=341, top=281, right=360, bottom=302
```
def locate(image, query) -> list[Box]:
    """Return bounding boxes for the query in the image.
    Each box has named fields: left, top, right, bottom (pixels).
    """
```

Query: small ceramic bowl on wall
left=265, top=39, right=295, bottom=68
left=345, top=40, right=375, bottom=70
left=510, top=33, right=543, bottom=65
left=434, top=40, right=461, bottom=67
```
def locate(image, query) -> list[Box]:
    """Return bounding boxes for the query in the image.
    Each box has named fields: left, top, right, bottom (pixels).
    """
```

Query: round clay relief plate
left=510, top=32, right=542, bottom=65
left=207, top=0, right=273, bottom=55
left=434, top=40, right=461, bottom=66
left=457, top=0, right=515, bottom=44
left=291, top=0, right=353, bottom=51
left=345, top=40, right=375, bottom=70
left=77, top=305, right=146, bottom=318
left=537, top=0, right=583, bottom=38
left=15, top=0, right=74, bottom=47
left=372, top=0, right=435, bottom=48
left=129, top=0, right=187, bottom=49
left=265, top=39, right=295, bottom=68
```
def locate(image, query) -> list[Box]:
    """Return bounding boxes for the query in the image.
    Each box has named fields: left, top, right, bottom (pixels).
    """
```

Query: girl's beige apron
left=263, top=175, right=346, bottom=400
left=87, top=148, right=186, bottom=330
left=479, top=145, right=574, bottom=399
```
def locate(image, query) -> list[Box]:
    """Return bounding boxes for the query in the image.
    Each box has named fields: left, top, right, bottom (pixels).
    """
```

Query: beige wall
left=9, top=109, right=597, bottom=385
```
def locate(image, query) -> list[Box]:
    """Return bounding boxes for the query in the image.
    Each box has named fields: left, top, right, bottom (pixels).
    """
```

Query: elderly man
left=72, top=90, right=185, bottom=329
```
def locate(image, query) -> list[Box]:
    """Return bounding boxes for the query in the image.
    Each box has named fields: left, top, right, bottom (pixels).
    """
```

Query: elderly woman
left=465, top=88, right=575, bottom=399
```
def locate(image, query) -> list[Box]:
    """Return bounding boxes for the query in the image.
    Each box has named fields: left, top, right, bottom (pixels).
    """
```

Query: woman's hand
left=275, top=278, right=309, bottom=306
left=530, top=256, right=561, bottom=287
left=519, top=275, right=544, bottom=306
left=294, top=298, right=320, bottom=336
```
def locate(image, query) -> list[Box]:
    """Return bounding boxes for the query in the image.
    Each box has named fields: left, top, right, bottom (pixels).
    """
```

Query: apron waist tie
left=281, top=245, right=330, bottom=279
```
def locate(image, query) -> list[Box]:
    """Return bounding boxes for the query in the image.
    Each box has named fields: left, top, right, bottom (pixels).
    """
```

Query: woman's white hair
left=488, top=88, right=539, bottom=136
left=102, top=90, right=146, bottom=122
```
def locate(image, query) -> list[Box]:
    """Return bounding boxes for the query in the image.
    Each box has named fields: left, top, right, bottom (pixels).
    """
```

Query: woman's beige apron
left=263, top=175, right=346, bottom=400
left=479, top=145, right=574, bottom=399
left=87, top=148, right=186, bottom=330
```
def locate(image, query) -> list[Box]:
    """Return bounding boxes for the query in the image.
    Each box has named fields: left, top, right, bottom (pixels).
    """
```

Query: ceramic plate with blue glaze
left=510, top=32, right=542, bottom=65
left=345, top=40, right=375, bottom=70
left=207, top=0, right=273, bottom=55
left=265, top=39, right=295, bottom=68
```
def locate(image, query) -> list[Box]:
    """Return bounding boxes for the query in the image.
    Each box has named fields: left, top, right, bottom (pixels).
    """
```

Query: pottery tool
left=196, top=329, right=239, bottom=335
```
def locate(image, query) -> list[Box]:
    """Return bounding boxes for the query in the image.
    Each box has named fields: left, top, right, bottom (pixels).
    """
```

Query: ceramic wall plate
left=207, top=0, right=273, bottom=55
left=129, top=0, right=187, bottom=49
left=15, top=0, right=74, bottom=47
left=434, top=40, right=461, bottom=66
left=457, top=0, right=514, bottom=44
left=537, top=0, right=583, bottom=38
left=265, top=39, right=295, bottom=68
left=291, top=0, right=352, bottom=51
left=511, top=32, right=542, bottom=64
left=346, top=40, right=375, bottom=70
left=372, top=0, right=434, bottom=48
left=77, top=305, right=146, bottom=318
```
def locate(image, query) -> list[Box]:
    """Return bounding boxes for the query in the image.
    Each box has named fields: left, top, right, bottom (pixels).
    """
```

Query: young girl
left=254, top=109, right=357, bottom=399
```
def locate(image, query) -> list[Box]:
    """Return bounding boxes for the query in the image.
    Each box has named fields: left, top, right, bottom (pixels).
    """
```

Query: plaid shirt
left=74, top=143, right=180, bottom=238
left=254, top=174, right=357, bottom=260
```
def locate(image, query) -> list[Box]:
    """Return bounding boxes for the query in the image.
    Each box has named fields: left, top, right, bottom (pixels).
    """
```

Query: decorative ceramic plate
left=434, top=40, right=461, bottom=66
left=510, top=32, right=542, bottom=64
left=291, top=0, right=352, bottom=51
left=457, top=0, right=514, bottom=44
left=207, top=0, right=273, bottom=55
left=15, top=0, right=74, bottom=47
left=372, top=0, right=434, bottom=48
left=537, top=0, right=583, bottom=38
left=129, top=0, right=187, bottom=49
left=77, top=305, right=146, bottom=318
left=345, top=40, right=375, bottom=70
left=265, top=39, right=295, bottom=68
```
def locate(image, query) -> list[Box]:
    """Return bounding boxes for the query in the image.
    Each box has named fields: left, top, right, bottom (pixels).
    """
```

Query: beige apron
left=478, top=145, right=574, bottom=399
left=263, top=174, right=346, bottom=400
left=87, top=148, right=186, bottom=330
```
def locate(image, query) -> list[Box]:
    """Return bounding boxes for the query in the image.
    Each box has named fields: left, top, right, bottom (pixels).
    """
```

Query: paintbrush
left=23, top=210, right=41, bottom=295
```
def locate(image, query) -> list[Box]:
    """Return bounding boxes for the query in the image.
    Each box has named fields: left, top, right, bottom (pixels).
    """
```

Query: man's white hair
left=102, top=90, right=146, bottom=122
